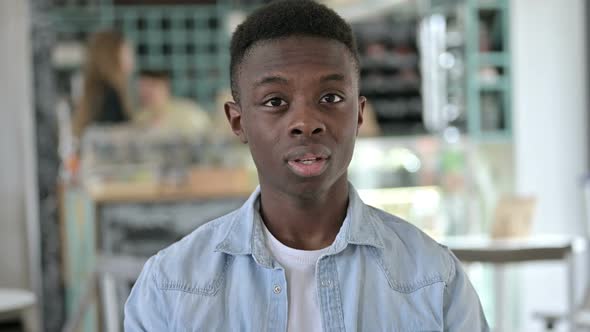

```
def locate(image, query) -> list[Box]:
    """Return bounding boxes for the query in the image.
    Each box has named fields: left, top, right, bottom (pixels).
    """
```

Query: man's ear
left=356, top=96, right=366, bottom=136
left=224, top=101, right=248, bottom=144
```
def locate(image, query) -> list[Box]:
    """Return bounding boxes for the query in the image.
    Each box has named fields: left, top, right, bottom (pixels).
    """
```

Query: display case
left=79, top=124, right=256, bottom=199
left=353, top=15, right=423, bottom=136
left=420, top=0, right=512, bottom=140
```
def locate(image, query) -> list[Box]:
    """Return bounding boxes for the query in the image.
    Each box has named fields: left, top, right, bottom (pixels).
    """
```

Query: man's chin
left=284, top=175, right=344, bottom=200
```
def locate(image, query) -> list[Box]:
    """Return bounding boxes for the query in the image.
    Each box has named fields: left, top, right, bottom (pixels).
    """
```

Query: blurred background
left=0, top=0, right=588, bottom=331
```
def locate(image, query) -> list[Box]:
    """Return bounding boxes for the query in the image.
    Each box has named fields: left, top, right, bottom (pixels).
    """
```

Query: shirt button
left=321, top=280, right=332, bottom=287
left=273, top=285, right=282, bottom=294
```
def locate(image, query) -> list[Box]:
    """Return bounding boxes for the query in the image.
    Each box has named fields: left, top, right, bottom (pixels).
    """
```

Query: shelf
left=478, top=52, right=509, bottom=67
left=429, top=0, right=463, bottom=12
left=476, top=0, right=508, bottom=10
left=357, top=186, right=440, bottom=206
left=471, top=130, right=512, bottom=143
left=360, top=54, right=419, bottom=71
left=477, top=77, right=508, bottom=91
left=334, top=0, right=409, bottom=23
left=361, top=79, right=421, bottom=95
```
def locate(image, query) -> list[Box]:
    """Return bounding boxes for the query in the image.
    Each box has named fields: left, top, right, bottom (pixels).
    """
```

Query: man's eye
left=320, top=94, right=343, bottom=104
left=263, top=98, right=287, bottom=107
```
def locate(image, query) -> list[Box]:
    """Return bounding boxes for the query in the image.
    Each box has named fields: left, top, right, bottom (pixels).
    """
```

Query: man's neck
left=259, top=179, right=349, bottom=251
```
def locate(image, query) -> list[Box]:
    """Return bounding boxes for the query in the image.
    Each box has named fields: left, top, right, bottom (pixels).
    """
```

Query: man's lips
left=284, top=145, right=331, bottom=178
left=291, top=153, right=327, bottom=164
left=284, top=145, right=331, bottom=161
left=287, top=158, right=328, bottom=177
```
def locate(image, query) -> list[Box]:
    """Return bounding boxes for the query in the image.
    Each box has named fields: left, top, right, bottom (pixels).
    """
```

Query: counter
left=61, top=178, right=254, bottom=332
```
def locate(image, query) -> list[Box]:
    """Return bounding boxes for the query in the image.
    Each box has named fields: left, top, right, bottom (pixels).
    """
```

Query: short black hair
left=139, top=69, right=171, bottom=81
left=229, top=0, right=360, bottom=101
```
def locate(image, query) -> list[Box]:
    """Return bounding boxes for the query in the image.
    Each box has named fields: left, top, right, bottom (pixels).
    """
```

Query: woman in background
left=73, top=30, right=135, bottom=138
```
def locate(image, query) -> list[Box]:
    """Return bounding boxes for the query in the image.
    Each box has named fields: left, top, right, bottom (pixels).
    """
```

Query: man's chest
left=163, top=254, right=445, bottom=332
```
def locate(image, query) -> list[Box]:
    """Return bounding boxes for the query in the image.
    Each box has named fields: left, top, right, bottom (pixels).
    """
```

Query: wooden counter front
left=85, top=167, right=256, bottom=203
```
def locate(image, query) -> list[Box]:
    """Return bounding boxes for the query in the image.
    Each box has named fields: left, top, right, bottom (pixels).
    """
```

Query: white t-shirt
left=263, top=224, right=331, bottom=332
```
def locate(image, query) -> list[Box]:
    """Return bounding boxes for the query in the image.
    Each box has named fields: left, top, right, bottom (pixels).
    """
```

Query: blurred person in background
left=135, top=69, right=211, bottom=137
left=357, top=101, right=380, bottom=137
left=72, top=30, right=135, bottom=138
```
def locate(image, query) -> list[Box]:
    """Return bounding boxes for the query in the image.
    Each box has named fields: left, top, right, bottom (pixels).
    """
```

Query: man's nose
left=288, top=105, right=326, bottom=138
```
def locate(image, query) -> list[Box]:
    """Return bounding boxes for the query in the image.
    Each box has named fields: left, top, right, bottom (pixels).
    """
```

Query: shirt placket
left=317, top=255, right=346, bottom=332
left=267, top=267, right=288, bottom=332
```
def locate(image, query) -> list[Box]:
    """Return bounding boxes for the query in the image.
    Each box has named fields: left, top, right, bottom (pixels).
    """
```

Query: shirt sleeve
left=443, top=249, right=490, bottom=332
left=124, top=256, right=168, bottom=331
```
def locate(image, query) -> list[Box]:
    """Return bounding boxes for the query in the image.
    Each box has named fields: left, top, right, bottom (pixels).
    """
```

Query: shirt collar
left=214, top=183, right=385, bottom=267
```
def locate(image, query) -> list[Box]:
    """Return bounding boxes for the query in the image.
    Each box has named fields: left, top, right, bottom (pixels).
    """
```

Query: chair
left=0, top=288, right=36, bottom=332
left=62, top=254, right=147, bottom=332
left=534, top=287, right=590, bottom=332
left=535, top=175, right=590, bottom=331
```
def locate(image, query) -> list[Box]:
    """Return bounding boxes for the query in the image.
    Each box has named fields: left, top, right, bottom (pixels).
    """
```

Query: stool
left=0, top=289, right=36, bottom=332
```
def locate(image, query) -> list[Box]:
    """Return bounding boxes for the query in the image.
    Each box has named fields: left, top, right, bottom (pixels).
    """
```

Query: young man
left=125, top=1, right=489, bottom=331
left=135, top=69, right=211, bottom=137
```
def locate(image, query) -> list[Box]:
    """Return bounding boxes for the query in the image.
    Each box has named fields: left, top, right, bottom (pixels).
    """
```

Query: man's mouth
left=286, top=152, right=330, bottom=177
left=293, top=156, right=325, bottom=165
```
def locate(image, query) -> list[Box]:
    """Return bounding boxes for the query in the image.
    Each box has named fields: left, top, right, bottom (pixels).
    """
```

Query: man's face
left=225, top=36, right=365, bottom=197
left=138, top=77, right=169, bottom=109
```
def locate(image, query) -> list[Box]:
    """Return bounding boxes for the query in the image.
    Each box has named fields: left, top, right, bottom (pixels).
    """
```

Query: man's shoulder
left=162, top=209, right=237, bottom=255
left=145, top=210, right=239, bottom=293
left=169, top=98, right=208, bottom=115
left=366, top=205, right=455, bottom=289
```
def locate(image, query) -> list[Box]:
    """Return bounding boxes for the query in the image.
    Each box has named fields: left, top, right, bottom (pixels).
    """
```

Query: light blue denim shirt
left=125, top=185, right=489, bottom=331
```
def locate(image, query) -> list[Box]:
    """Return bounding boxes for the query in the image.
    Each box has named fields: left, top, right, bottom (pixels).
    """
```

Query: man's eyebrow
left=253, top=75, right=289, bottom=88
left=320, top=73, right=346, bottom=83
